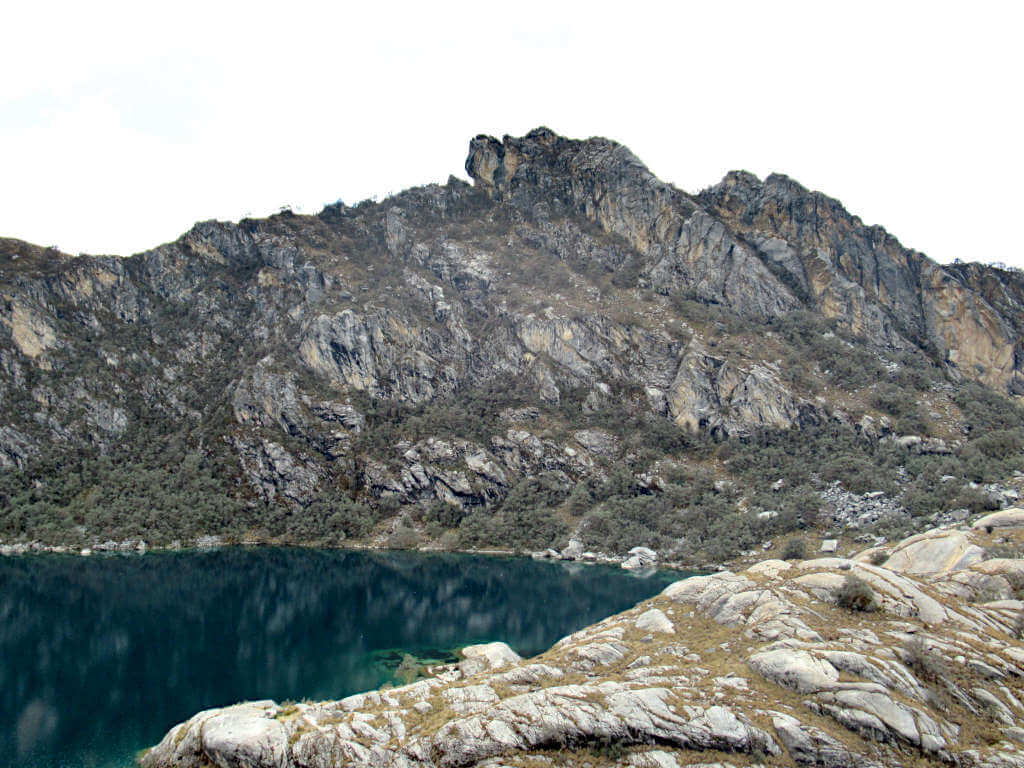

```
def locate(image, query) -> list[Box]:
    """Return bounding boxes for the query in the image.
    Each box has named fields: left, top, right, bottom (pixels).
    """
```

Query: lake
left=0, top=548, right=684, bottom=767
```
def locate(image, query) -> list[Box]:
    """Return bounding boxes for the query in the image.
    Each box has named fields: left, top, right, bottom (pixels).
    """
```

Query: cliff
left=2, top=129, right=1024, bottom=560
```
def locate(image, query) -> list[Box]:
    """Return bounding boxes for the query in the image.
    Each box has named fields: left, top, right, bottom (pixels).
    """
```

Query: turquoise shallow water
left=0, top=548, right=684, bottom=767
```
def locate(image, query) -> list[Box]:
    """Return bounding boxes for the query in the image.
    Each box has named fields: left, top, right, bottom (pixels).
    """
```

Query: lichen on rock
left=140, top=524, right=1024, bottom=768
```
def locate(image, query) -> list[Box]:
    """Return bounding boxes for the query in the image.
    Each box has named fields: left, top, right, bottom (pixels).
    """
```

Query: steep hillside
left=3, top=128, right=1024, bottom=561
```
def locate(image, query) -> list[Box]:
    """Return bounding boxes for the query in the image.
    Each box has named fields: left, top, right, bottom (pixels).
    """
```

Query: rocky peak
left=5, top=127, right=1024, bottom=554
left=466, top=129, right=798, bottom=318
left=466, top=127, right=692, bottom=219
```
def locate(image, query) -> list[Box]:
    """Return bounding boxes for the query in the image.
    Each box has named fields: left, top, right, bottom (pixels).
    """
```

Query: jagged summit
left=464, top=129, right=1024, bottom=390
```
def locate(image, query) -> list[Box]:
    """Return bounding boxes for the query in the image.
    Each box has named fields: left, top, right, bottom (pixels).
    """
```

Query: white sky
left=1, top=1, right=1021, bottom=266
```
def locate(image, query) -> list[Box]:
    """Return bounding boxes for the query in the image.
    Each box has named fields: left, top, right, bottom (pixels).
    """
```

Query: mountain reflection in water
left=0, top=548, right=684, bottom=768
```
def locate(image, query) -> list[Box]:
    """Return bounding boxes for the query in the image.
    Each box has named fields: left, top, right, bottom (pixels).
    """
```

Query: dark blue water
left=0, top=548, right=683, bottom=767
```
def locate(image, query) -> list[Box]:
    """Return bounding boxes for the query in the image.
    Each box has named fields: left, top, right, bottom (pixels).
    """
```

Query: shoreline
left=0, top=536, right=712, bottom=572
left=137, top=520, right=1024, bottom=768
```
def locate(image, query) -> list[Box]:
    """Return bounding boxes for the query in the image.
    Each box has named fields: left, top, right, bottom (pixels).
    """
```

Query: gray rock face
left=622, top=546, right=659, bottom=570
left=975, top=508, right=1024, bottom=531
left=460, top=642, right=521, bottom=671
left=466, top=129, right=801, bottom=319
left=883, top=529, right=985, bottom=576
left=4, top=128, right=1024, bottom=543
left=667, top=342, right=817, bottom=435
left=0, top=425, right=35, bottom=469
left=634, top=608, right=675, bottom=634
left=700, top=170, right=1024, bottom=392
left=771, top=712, right=872, bottom=768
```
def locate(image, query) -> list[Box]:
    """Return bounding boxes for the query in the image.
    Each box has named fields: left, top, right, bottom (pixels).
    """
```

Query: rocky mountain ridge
left=2, top=129, right=1024, bottom=559
left=140, top=512, right=1024, bottom=768
left=467, top=129, right=1024, bottom=392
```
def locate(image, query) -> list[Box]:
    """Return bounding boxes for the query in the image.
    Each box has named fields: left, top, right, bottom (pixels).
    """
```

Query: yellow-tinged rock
left=3, top=302, right=56, bottom=359
left=973, top=508, right=1024, bottom=531
left=882, top=529, right=984, bottom=577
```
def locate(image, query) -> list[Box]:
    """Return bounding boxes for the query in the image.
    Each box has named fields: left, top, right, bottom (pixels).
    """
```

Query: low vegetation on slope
left=2, top=129, right=1024, bottom=561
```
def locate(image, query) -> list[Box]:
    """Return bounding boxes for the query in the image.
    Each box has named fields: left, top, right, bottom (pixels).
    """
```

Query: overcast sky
left=2, top=1, right=1021, bottom=266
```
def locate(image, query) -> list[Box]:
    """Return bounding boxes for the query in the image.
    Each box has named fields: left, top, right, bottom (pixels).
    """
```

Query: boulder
left=623, top=547, right=658, bottom=570
left=974, top=508, right=1024, bottom=531
left=460, top=642, right=521, bottom=671
left=748, top=649, right=839, bottom=693
left=771, top=712, right=872, bottom=768
left=561, top=539, right=585, bottom=560
left=635, top=608, right=675, bottom=634
left=973, top=558, right=1024, bottom=577
left=882, top=529, right=984, bottom=576
left=745, top=559, right=792, bottom=579
left=792, top=571, right=847, bottom=600
left=140, top=701, right=286, bottom=768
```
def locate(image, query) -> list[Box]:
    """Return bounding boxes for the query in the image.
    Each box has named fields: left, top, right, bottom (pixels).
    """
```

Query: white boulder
left=974, top=508, right=1024, bottom=531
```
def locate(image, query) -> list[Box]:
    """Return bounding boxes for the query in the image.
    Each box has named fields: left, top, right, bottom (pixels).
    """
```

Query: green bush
left=302, top=493, right=378, bottom=539
left=869, top=550, right=889, bottom=566
left=422, top=500, right=466, bottom=529
left=782, top=538, right=807, bottom=560
left=872, top=385, right=918, bottom=419
left=566, top=482, right=593, bottom=516
left=386, top=524, right=421, bottom=550
left=456, top=512, right=497, bottom=549
left=836, top=574, right=878, bottom=611
left=901, top=637, right=950, bottom=684
left=954, top=383, right=1024, bottom=432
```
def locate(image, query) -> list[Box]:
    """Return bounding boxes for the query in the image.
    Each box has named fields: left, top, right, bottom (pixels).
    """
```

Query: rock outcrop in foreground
left=142, top=523, right=1024, bottom=768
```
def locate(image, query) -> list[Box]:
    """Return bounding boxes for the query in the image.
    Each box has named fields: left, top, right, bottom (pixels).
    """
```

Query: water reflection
left=16, top=700, right=58, bottom=757
left=0, top=548, right=684, bottom=768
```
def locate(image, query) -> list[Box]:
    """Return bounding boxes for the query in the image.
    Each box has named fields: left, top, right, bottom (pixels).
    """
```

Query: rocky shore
left=139, top=511, right=1024, bottom=768
left=0, top=534, right=671, bottom=571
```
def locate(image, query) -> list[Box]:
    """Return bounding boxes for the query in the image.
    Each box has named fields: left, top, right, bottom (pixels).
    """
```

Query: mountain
left=2, top=128, right=1024, bottom=560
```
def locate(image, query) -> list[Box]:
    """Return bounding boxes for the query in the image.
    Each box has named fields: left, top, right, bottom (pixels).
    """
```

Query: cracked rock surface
left=141, top=525, right=1024, bottom=768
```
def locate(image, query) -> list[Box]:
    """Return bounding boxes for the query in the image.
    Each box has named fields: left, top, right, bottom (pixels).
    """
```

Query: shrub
left=492, top=504, right=568, bottom=552
left=970, top=428, right=1024, bottom=461
left=782, top=538, right=807, bottom=560
left=837, top=574, right=878, bottom=612
left=423, top=500, right=465, bottom=529
left=386, top=524, right=421, bottom=550
left=1004, top=571, right=1024, bottom=601
left=985, top=543, right=1024, bottom=560
left=502, top=474, right=571, bottom=512
left=457, top=512, right=497, bottom=549
left=821, top=454, right=885, bottom=495
left=901, top=481, right=949, bottom=518
left=566, top=482, right=593, bottom=516
left=872, top=385, right=918, bottom=419
left=587, top=737, right=628, bottom=762
left=869, top=550, right=889, bottom=566
left=901, top=637, right=949, bottom=684
left=437, top=530, right=460, bottom=551
left=953, top=486, right=1000, bottom=515
left=396, top=654, right=421, bottom=684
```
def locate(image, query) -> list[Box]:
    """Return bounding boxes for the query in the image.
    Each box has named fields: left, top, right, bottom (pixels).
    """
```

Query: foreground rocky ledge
left=141, top=518, right=1024, bottom=768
